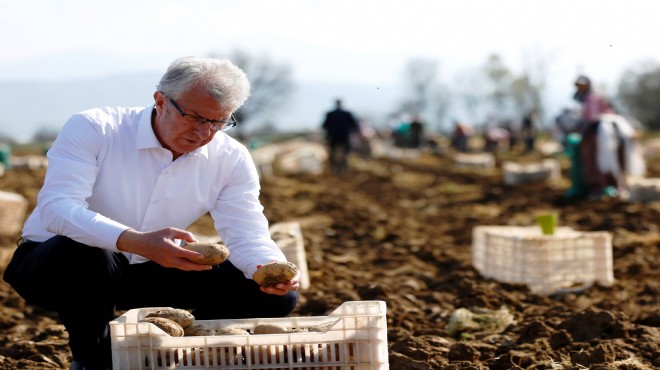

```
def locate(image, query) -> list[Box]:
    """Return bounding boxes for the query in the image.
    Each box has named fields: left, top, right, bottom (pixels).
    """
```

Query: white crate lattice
left=110, top=300, right=389, bottom=370
left=472, top=226, right=613, bottom=295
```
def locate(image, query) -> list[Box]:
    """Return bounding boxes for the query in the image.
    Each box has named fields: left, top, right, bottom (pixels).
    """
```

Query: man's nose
left=193, top=123, right=213, bottom=137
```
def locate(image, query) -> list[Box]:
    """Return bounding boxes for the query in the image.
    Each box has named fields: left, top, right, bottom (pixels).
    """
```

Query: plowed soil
left=0, top=145, right=658, bottom=369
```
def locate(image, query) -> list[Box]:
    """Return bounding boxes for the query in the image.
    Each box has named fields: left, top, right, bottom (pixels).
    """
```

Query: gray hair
left=157, top=56, right=251, bottom=112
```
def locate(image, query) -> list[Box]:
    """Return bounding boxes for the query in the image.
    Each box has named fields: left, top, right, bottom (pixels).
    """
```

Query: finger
left=275, top=281, right=299, bottom=291
left=176, top=258, right=213, bottom=271
left=261, top=286, right=286, bottom=296
left=176, top=247, right=205, bottom=261
left=169, top=228, right=197, bottom=242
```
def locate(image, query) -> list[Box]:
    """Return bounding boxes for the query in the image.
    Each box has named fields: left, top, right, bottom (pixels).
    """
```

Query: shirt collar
left=136, top=105, right=210, bottom=159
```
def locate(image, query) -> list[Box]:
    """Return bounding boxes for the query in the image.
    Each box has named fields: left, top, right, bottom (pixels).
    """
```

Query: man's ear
left=153, top=91, right=166, bottom=112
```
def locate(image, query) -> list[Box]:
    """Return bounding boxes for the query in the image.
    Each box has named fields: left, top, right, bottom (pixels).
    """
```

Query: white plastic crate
left=472, top=226, right=613, bottom=295
left=626, top=177, right=660, bottom=202
left=502, top=159, right=561, bottom=185
left=269, top=221, right=310, bottom=290
left=453, top=153, right=495, bottom=168
left=110, top=300, right=389, bottom=370
left=0, top=190, right=28, bottom=235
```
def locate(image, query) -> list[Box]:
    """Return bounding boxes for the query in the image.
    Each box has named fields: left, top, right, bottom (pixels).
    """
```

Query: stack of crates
left=472, top=226, right=613, bottom=295
left=110, top=300, right=389, bottom=370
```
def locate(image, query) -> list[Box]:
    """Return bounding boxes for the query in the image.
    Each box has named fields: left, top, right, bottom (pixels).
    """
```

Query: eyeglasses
left=165, top=95, right=237, bottom=131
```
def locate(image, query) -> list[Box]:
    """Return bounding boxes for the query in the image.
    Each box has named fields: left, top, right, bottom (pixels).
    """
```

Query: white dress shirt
left=22, top=105, right=284, bottom=279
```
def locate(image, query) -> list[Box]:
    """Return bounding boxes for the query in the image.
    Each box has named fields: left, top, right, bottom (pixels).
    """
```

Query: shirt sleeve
left=36, top=113, right=129, bottom=251
left=209, top=150, right=285, bottom=279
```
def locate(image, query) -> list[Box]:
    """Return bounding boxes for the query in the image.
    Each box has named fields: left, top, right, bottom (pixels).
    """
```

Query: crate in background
left=110, top=300, right=388, bottom=370
left=269, top=221, right=310, bottom=290
left=626, top=176, right=660, bottom=202
left=472, top=226, right=613, bottom=295
left=453, top=152, right=495, bottom=168
left=503, top=159, right=561, bottom=185
left=0, top=190, right=28, bottom=235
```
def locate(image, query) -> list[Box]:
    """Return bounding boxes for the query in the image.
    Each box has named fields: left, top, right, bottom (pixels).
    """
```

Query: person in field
left=3, top=56, right=300, bottom=370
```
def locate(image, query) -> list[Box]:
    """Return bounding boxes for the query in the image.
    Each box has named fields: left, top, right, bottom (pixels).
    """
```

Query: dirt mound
left=0, top=149, right=658, bottom=369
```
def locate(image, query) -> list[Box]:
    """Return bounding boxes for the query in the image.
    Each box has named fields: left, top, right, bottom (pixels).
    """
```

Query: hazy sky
left=1, top=0, right=659, bottom=136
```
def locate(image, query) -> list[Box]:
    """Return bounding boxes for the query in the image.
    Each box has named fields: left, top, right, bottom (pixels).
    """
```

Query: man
left=409, top=115, right=425, bottom=148
left=321, top=98, right=359, bottom=174
left=3, top=56, right=300, bottom=370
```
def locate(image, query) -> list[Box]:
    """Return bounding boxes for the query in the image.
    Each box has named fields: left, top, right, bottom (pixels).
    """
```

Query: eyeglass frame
left=164, top=94, right=237, bottom=132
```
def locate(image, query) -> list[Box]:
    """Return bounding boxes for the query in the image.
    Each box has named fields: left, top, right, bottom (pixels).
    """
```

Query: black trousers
left=3, top=236, right=299, bottom=369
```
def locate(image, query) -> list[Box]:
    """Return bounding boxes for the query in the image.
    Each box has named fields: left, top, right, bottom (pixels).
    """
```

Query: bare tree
left=510, top=47, right=549, bottom=120
left=210, top=50, right=295, bottom=137
left=618, top=61, right=660, bottom=130
left=31, top=126, right=59, bottom=144
left=453, top=69, right=488, bottom=127
left=482, top=53, right=513, bottom=117
left=402, top=58, right=438, bottom=114
left=394, top=58, right=451, bottom=131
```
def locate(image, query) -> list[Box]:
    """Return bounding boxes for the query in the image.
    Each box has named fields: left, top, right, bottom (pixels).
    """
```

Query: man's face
left=152, top=85, right=232, bottom=158
left=575, top=83, right=589, bottom=93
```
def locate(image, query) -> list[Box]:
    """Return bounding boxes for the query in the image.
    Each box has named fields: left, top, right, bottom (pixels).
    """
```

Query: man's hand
left=116, top=228, right=212, bottom=271
left=255, top=262, right=301, bottom=296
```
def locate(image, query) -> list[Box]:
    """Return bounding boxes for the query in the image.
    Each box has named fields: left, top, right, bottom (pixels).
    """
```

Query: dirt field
left=0, top=144, right=658, bottom=369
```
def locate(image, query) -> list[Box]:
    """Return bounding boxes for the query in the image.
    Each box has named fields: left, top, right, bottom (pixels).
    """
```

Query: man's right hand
left=116, top=228, right=213, bottom=271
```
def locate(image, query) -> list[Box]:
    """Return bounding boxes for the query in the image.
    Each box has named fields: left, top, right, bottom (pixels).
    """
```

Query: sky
left=1, top=0, right=659, bottom=139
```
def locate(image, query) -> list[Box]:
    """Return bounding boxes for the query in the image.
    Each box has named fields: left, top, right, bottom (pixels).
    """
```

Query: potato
left=253, top=261, right=299, bottom=287
left=145, top=308, right=195, bottom=329
left=184, top=324, right=216, bottom=336
left=288, top=328, right=309, bottom=333
left=253, top=323, right=289, bottom=334
left=183, top=242, right=230, bottom=265
left=140, top=317, right=184, bottom=337
left=215, top=327, right=250, bottom=336
left=308, top=319, right=339, bottom=333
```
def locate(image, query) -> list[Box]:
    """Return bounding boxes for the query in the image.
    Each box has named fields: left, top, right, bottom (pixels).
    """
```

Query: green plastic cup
left=536, top=213, right=558, bottom=235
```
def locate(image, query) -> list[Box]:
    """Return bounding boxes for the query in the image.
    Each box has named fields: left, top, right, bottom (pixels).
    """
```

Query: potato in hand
left=253, top=261, right=299, bottom=287
left=183, top=242, right=230, bottom=266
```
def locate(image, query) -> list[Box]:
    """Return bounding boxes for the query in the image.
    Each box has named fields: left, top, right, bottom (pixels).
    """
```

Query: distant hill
left=0, top=74, right=402, bottom=143
left=0, top=73, right=160, bottom=142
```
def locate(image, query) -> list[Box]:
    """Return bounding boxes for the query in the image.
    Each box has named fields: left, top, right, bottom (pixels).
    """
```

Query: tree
left=618, top=61, right=660, bottom=130
left=511, top=47, right=549, bottom=121
left=31, top=126, right=59, bottom=144
left=395, top=58, right=451, bottom=131
left=483, top=53, right=512, bottom=116
left=210, top=50, right=295, bottom=137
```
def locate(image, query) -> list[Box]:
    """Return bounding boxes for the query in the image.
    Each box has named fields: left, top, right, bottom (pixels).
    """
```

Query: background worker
left=321, top=98, right=359, bottom=174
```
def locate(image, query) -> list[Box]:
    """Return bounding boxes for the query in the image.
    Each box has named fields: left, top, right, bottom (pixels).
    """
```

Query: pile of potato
left=139, top=308, right=316, bottom=337
left=138, top=261, right=302, bottom=336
